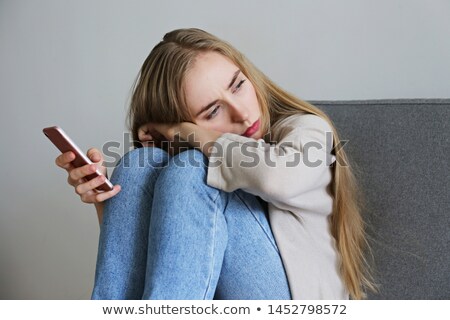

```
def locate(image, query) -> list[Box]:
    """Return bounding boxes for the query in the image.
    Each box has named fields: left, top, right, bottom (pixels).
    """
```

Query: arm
left=138, top=122, right=222, bottom=157
left=175, top=122, right=223, bottom=157
left=138, top=115, right=335, bottom=204
left=206, top=115, right=336, bottom=204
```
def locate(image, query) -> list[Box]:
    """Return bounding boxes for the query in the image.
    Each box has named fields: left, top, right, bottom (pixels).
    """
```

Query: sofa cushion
left=312, top=99, right=450, bottom=299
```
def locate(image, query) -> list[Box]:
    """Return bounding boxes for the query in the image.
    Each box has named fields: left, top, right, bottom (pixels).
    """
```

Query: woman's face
left=184, top=51, right=263, bottom=139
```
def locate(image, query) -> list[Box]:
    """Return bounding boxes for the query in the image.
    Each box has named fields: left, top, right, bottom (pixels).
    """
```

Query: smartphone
left=43, top=126, right=114, bottom=192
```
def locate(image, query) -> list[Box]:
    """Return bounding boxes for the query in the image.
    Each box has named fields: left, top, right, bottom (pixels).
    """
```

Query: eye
left=232, top=79, right=246, bottom=93
left=206, top=105, right=220, bottom=120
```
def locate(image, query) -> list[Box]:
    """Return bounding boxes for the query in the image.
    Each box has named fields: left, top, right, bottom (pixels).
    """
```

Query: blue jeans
left=92, top=147, right=291, bottom=300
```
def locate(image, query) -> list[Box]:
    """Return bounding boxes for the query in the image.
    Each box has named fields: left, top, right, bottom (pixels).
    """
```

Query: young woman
left=55, top=28, right=374, bottom=299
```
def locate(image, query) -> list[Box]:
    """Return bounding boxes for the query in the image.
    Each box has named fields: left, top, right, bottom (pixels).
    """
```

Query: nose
left=227, top=98, right=250, bottom=125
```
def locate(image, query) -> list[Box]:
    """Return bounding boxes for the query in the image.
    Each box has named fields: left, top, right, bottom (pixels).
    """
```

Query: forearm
left=176, top=123, right=223, bottom=157
left=140, top=121, right=223, bottom=157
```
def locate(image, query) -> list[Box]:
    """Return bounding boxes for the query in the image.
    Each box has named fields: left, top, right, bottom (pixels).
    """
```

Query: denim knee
left=119, top=147, right=169, bottom=168
left=152, top=149, right=225, bottom=227
left=155, top=149, right=214, bottom=196
left=170, top=148, right=208, bottom=169
left=110, top=147, right=169, bottom=183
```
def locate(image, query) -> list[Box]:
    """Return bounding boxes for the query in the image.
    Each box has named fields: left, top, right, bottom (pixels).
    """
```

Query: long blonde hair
left=128, top=28, right=375, bottom=299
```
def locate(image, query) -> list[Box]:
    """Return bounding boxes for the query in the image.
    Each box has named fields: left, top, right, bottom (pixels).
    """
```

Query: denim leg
left=214, top=190, right=292, bottom=300
left=142, top=149, right=226, bottom=299
left=142, top=149, right=291, bottom=300
left=92, top=147, right=169, bottom=299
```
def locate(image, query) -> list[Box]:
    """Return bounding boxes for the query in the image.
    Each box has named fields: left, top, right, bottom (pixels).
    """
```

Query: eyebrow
left=195, top=69, right=241, bottom=117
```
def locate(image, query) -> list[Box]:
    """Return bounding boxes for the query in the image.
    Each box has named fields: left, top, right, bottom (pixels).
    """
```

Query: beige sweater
left=207, top=113, right=348, bottom=299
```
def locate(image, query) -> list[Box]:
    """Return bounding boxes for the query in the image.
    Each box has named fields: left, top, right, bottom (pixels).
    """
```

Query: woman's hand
left=55, top=148, right=121, bottom=205
left=138, top=122, right=192, bottom=155
left=138, top=122, right=177, bottom=144
left=138, top=122, right=223, bottom=157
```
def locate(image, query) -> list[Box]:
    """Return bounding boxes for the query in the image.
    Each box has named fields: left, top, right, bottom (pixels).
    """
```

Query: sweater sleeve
left=206, top=114, right=336, bottom=204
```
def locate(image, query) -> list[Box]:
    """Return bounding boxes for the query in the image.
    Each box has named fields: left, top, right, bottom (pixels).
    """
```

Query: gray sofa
left=311, top=99, right=450, bottom=299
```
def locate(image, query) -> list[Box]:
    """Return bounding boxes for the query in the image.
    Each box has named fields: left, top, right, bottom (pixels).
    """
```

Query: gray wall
left=0, top=0, right=449, bottom=299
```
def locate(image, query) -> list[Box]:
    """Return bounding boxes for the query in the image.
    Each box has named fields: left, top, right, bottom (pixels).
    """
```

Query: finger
left=152, top=129, right=167, bottom=142
left=80, top=191, right=97, bottom=204
left=87, top=148, right=103, bottom=163
left=67, top=175, right=81, bottom=187
left=153, top=123, right=175, bottom=140
left=93, top=185, right=122, bottom=202
left=75, top=174, right=107, bottom=195
left=69, top=163, right=98, bottom=182
left=55, top=151, right=75, bottom=170
left=138, top=128, right=153, bottom=142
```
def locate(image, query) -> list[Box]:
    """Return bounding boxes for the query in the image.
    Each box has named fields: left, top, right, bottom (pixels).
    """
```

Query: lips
left=242, top=119, right=260, bottom=137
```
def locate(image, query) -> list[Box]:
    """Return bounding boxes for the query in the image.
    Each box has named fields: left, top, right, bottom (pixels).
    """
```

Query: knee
left=155, top=149, right=209, bottom=189
left=171, top=148, right=207, bottom=168
left=154, top=149, right=225, bottom=210
left=119, top=147, right=169, bottom=168
left=111, top=147, right=169, bottom=183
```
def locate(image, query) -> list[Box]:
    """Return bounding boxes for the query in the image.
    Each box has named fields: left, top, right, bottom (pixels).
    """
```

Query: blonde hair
left=128, top=28, right=375, bottom=299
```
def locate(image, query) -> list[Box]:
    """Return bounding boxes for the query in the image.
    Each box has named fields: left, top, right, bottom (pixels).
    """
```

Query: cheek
left=245, top=84, right=260, bottom=114
left=194, top=117, right=231, bottom=133
left=209, top=121, right=233, bottom=133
